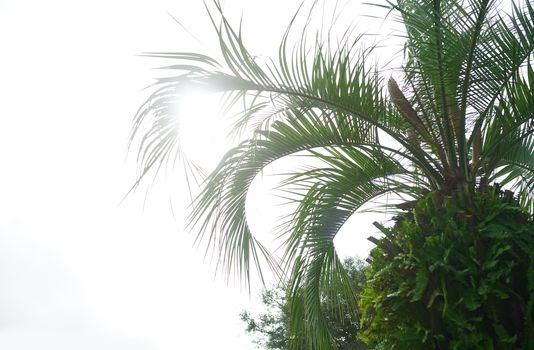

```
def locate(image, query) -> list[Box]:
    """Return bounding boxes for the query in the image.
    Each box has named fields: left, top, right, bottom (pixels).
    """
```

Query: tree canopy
left=241, top=258, right=368, bottom=350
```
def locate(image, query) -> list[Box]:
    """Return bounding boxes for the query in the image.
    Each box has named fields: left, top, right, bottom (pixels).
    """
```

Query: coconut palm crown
left=131, top=0, right=534, bottom=348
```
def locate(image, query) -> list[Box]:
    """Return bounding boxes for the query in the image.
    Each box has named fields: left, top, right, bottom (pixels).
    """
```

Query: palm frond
left=467, top=0, right=534, bottom=145
left=270, top=146, right=422, bottom=347
left=481, top=62, right=534, bottom=212
left=189, top=107, right=402, bottom=284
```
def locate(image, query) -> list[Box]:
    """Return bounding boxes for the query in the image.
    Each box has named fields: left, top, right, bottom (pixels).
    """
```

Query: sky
left=0, top=0, right=397, bottom=349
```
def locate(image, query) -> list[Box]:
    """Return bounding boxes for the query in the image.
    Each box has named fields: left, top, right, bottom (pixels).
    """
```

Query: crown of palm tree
left=130, top=0, right=534, bottom=348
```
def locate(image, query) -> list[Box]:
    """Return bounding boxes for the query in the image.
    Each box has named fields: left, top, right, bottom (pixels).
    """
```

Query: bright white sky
left=0, top=0, right=398, bottom=349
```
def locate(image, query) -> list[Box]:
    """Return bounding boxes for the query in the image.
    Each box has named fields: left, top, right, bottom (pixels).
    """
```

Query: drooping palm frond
left=481, top=62, right=534, bottom=211
left=277, top=146, right=422, bottom=349
left=132, top=0, right=534, bottom=348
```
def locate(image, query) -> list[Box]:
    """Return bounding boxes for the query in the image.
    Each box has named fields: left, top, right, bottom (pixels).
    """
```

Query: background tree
left=131, top=0, right=534, bottom=348
left=241, top=258, right=368, bottom=350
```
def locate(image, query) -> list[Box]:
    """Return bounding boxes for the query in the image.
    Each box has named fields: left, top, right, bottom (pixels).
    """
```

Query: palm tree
left=131, top=0, right=534, bottom=348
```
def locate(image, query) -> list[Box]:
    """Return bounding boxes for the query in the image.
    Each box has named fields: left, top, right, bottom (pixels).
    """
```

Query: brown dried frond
left=388, top=78, right=430, bottom=141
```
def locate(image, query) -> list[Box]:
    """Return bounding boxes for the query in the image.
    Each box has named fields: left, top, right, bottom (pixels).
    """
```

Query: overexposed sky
left=0, top=0, right=397, bottom=349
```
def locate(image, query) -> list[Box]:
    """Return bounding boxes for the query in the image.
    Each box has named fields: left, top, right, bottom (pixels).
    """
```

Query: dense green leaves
left=361, top=188, right=534, bottom=349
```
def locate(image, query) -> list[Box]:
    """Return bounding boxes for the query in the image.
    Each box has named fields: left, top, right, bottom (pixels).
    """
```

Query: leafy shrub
left=361, top=188, right=534, bottom=350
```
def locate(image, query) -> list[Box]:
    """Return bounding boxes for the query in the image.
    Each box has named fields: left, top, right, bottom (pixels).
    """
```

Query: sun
left=176, top=92, right=227, bottom=169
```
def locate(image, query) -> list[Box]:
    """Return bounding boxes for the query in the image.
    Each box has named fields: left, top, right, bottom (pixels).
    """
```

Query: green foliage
left=241, top=258, right=369, bottom=350
left=361, top=188, right=534, bottom=349
left=241, top=288, right=290, bottom=350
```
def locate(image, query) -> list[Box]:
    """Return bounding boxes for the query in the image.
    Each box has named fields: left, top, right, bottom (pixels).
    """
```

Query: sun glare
left=176, top=93, right=227, bottom=168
